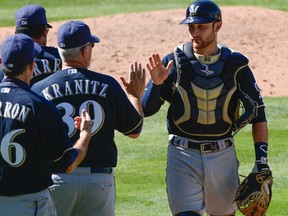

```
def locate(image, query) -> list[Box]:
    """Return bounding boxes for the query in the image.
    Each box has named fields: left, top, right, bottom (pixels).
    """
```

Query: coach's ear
left=42, top=25, right=49, bottom=38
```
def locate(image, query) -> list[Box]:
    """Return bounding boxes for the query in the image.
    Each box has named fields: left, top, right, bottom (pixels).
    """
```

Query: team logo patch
left=21, top=20, right=28, bottom=25
left=189, top=5, right=199, bottom=16
left=1, top=88, right=10, bottom=93
left=260, top=144, right=268, bottom=153
left=59, top=43, right=66, bottom=48
left=200, top=65, right=214, bottom=76
left=68, top=69, right=78, bottom=74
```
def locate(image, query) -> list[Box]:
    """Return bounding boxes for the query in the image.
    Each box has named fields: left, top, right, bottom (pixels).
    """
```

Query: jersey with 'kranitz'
left=142, top=44, right=267, bottom=140
left=31, top=68, right=143, bottom=170
left=0, top=46, right=62, bottom=85
left=0, top=78, right=75, bottom=196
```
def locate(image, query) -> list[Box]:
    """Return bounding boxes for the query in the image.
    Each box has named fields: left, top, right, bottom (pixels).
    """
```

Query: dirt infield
left=1, top=6, right=287, bottom=96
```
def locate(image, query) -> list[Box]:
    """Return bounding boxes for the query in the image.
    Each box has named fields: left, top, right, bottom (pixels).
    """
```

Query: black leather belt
left=53, top=167, right=113, bottom=174
left=170, top=136, right=233, bottom=153
left=90, top=167, right=113, bottom=174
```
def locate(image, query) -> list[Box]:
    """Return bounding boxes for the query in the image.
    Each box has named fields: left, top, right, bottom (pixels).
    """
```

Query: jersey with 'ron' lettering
left=0, top=78, right=74, bottom=196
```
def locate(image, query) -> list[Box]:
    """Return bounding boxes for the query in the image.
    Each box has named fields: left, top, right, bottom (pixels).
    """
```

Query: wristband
left=254, top=142, right=268, bottom=164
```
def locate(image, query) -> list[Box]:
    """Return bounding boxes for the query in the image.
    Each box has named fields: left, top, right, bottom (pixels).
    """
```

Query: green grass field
left=115, top=97, right=288, bottom=215
left=0, top=0, right=287, bottom=215
left=0, top=0, right=287, bottom=27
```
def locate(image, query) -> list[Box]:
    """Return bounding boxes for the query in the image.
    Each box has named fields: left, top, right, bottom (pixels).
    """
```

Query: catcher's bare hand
left=146, top=53, right=173, bottom=85
left=120, top=62, right=146, bottom=98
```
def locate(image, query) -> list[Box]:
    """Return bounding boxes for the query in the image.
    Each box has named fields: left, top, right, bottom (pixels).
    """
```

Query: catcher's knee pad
left=176, top=211, right=201, bottom=216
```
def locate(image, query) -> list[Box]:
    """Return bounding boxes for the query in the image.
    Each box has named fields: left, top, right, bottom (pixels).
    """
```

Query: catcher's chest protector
left=172, top=42, right=248, bottom=137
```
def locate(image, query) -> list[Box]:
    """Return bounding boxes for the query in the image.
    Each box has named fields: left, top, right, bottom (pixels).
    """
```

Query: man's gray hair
left=58, top=45, right=84, bottom=61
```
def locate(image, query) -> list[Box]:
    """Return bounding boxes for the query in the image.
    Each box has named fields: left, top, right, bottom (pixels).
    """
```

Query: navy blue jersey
left=0, top=78, right=74, bottom=196
left=31, top=46, right=62, bottom=85
left=32, top=68, right=143, bottom=169
left=142, top=45, right=266, bottom=140
left=0, top=46, right=61, bottom=85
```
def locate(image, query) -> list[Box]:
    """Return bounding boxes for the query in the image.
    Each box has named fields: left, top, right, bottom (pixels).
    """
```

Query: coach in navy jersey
left=0, top=34, right=92, bottom=216
left=0, top=4, right=62, bottom=85
left=32, top=20, right=146, bottom=216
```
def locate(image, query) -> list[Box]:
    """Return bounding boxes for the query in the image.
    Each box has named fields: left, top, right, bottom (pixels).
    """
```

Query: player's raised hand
left=74, top=109, right=92, bottom=133
left=120, top=62, right=146, bottom=98
left=146, top=53, right=173, bottom=85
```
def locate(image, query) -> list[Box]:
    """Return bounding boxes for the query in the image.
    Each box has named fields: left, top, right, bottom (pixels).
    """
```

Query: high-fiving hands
left=146, top=53, right=173, bottom=85
left=120, top=62, right=146, bottom=98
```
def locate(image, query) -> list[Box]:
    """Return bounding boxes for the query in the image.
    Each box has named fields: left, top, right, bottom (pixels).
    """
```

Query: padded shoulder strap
left=174, top=42, right=197, bottom=85
left=220, top=45, right=249, bottom=66
left=174, top=43, right=186, bottom=84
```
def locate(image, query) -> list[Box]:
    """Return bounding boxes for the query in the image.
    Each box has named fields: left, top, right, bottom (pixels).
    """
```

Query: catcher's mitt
left=235, top=170, right=273, bottom=216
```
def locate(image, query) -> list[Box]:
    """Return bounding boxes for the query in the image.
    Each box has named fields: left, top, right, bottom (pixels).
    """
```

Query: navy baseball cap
left=1, top=33, right=41, bottom=71
left=180, top=0, right=222, bottom=24
left=57, top=21, right=100, bottom=49
left=15, top=4, right=52, bottom=28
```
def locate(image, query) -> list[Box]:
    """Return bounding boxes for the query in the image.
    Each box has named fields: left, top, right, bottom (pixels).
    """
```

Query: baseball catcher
left=142, top=0, right=271, bottom=215
left=235, top=142, right=273, bottom=216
